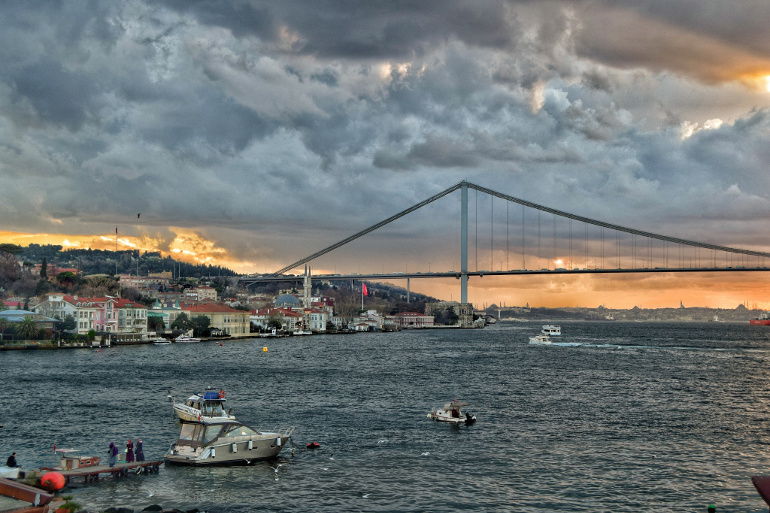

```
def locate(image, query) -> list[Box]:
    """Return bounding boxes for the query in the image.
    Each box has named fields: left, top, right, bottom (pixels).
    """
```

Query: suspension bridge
left=240, top=181, right=770, bottom=303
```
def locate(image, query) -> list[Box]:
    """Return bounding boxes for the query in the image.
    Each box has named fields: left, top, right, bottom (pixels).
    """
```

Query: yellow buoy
left=263, top=346, right=268, bottom=352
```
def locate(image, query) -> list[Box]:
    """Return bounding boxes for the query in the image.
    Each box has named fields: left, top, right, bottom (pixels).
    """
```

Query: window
left=224, top=425, right=257, bottom=438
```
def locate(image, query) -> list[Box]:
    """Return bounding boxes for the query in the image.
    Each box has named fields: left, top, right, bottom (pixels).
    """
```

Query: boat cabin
left=175, top=422, right=260, bottom=448
left=185, top=391, right=227, bottom=418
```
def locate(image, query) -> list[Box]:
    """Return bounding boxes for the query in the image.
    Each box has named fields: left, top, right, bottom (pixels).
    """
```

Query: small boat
left=427, top=399, right=476, bottom=425
left=541, top=325, right=561, bottom=336
left=175, top=335, right=202, bottom=342
left=153, top=337, right=171, bottom=344
left=164, top=420, right=294, bottom=466
left=173, top=388, right=236, bottom=423
left=529, top=334, right=552, bottom=345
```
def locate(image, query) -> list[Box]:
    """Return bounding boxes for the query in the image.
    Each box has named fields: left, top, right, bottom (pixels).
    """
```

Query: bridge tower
left=461, top=181, right=468, bottom=304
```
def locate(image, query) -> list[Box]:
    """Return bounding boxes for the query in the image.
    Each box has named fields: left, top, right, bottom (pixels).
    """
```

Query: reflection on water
left=2, top=322, right=770, bottom=512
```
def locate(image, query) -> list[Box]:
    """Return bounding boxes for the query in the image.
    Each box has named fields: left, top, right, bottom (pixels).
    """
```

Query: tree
left=14, top=316, right=40, bottom=340
left=0, top=244, right=21, bottom=254
left=40, top=258, right=48, bottom=279
left=171, top=312, right=191, bottom=331
left=148, top=316, right=165, bottom=332
left=59, top=314, right=76, bottom=332
left=267, top=311, right=283, bottom=330
left=190, top=315, right=211, bottom=337
left=55, top=271, right=78, bottom=290
left=35, top=279, right=51, bottom=296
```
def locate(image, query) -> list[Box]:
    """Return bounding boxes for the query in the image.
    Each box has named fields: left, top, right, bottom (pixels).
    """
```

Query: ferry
left=750, top=312, right=770, bottom=325
left=541, top=325, right=561, bottom=336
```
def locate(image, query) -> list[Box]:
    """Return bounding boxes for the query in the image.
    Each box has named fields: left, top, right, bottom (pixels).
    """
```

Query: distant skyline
left=2, top=1, right=770, bottom=309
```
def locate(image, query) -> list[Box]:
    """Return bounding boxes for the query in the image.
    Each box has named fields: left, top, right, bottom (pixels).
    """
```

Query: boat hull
left=164, top=435, right=291, bottom=466
left=750, top=319, right=770, bottom=326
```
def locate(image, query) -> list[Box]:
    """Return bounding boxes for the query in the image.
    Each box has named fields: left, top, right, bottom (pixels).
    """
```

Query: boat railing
left=257, top=426, right=295, bottom=437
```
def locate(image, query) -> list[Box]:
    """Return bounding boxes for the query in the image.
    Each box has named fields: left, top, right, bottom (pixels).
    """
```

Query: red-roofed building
left=34, top=293, right=148, bottom=336
left=182, top=304, right=250, bottom=337
left=250, top=307, right=303, bottom=333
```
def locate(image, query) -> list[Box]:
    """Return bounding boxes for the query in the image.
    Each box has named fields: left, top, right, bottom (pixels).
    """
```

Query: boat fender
left=40, top=471, right=65, bottom=491
left=120, top=467, right=128, bottom=477
left=232, top=443, right=238, bottom=453
left=248, top=440, right=253, bottom=450
left=211, top=448, right=216, bottom=458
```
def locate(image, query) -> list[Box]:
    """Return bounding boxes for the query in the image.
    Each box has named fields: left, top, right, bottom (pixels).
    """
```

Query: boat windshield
left=177, top=424, right=224, bottom=445
left=223, top=425, right=257, bottom=438
left=178, top=423, right=200, bottom=441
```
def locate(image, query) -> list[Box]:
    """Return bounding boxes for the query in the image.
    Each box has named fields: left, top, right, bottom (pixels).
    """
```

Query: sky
left=2, top=0, right=770, bottom=309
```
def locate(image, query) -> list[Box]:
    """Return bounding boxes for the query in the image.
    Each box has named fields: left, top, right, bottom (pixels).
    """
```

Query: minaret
left=303, top=265, right=312, bottom=308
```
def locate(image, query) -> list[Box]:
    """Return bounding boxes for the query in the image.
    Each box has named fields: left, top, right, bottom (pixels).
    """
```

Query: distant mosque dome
left=275, top=294, right=300, bottom=307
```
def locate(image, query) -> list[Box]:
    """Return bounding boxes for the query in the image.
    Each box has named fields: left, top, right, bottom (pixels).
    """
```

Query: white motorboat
left=427, top=399, right=476, bottom=425
left=164, top=420, right=294, bottom=466
left=529, top=334, right=552, bottom=345
left=173, top=388, right=236, bottom=423
left=541, top=325, right=561, bottom=336
left=175, top=335, right=202, bottom=342
left=153, top=337, right=171, bottom=344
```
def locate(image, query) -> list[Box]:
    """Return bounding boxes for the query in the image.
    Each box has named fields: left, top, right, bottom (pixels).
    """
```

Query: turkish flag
left=362, top=283, right=368, bottom=296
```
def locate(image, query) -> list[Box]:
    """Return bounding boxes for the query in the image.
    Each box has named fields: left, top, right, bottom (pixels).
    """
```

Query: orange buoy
left=40, top=471, right=65, bottom=491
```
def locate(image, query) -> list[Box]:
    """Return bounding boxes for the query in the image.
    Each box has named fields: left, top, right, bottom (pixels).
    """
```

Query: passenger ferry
left=541, top=325, right=561, bottom=336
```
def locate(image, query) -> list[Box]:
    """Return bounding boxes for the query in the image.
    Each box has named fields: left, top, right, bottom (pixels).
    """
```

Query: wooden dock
left=40, top=460, right=162, bottom=485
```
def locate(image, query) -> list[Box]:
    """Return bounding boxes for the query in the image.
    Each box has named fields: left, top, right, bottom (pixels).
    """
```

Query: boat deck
left=40, top=460, right=162, bottom=485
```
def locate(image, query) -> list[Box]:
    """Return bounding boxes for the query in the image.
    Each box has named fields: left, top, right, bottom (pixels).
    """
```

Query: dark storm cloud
left=11, top=60, right=100, bottom=131
left=1, top=0, right=770, bottom=269
left=158, top=0, right=517, bottom=58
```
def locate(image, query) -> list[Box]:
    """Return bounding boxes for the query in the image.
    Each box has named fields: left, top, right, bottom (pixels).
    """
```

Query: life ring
left=219, top=390, right=225, bottom=398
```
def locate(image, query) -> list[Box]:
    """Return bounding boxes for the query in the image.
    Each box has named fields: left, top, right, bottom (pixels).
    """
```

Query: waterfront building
left=183, top=303, right=250, bottom=337
left=34, top=293, right=148, bottom=336
left=0, top=309, right=58, bottom=331
left=250, top=307, right=302, bottom=332
left=392, top=311, right=435, bottom=328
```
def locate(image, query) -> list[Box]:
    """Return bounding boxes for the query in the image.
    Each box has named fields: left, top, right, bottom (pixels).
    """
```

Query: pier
left=39, top=460, right=162, bottom=485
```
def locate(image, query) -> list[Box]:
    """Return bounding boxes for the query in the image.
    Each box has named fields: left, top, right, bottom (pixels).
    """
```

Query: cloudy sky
left=2, top=0, right=770, bottom=309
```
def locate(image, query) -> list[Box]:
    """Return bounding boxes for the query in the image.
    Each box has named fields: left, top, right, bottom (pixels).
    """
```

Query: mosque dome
left=275, top=294, right=301, bottom=306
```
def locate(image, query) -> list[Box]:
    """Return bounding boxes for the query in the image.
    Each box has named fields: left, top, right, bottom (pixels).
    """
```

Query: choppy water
left=3, top=322, right=770, bottom=512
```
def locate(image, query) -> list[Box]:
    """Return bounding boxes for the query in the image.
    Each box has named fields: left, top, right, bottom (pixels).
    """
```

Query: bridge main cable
left=466, top=182, right=770, bottom=259
left=271, top=182, right=465, bottom=276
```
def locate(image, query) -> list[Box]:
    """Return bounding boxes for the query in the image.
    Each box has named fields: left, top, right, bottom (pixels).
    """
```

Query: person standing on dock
left=108, top=442, right=118, bottom=467
left=134, top=439, right=144, bottom=462
left=125, top=439, right=135, bottom=462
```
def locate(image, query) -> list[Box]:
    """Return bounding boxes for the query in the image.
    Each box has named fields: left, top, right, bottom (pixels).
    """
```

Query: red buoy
left=40, top=471, right=65, bottom=491
left=306, top=442, right=320, bottom=449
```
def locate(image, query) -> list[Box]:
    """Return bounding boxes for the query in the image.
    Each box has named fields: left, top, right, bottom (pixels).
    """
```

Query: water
left=3, top=322, right=770, bottom=512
